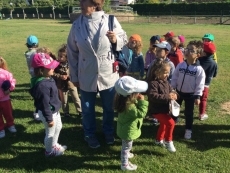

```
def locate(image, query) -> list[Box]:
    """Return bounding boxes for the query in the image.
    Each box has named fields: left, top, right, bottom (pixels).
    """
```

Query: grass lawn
left=0, top=19, right=230, bottom=173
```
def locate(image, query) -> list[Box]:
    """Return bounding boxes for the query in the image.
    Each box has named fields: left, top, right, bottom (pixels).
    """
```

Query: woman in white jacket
left=67, top=0, right=127, bottom=148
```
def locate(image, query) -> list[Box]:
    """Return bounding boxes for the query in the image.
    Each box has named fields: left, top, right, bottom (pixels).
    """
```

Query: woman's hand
left=106, top=31, right=117, bottom=44
left=48, top=121, right=54, bottom=127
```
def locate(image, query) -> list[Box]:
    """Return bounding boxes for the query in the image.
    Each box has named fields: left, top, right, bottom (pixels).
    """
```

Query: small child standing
left=0, top=57, right=16, bottom=138
left=53, top=44, right=82, bottom=117
left=147, top=58, right=178, bottom=152
left=24, top=35, right=39, bottom=120
left=202, top=33, right=217, bottom=63
left=126, top=34, right=145, bottom=80
left=167, top=36, right=184, bottom=67
left=29, top=53, right=67, bottom=156
left=171, top=40, right=205, bottom=140
left=114, top=76, right=149, bottom=171
left=198, top=42, right=218, bottom=120
left=178, top=35, right=186, bottom=55
left=144, top=35, right=160, bottom=73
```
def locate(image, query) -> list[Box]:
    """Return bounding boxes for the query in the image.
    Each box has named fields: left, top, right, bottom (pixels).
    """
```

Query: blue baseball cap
left=26, top=35, right=38, bottom=46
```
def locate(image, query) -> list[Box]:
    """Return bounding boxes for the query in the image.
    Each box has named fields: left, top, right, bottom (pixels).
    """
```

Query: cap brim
left=44, top=60, right=59, bottom=69
left=135, top=80, right=148, bottom=93
left=154, top=43, right=166, bottom=49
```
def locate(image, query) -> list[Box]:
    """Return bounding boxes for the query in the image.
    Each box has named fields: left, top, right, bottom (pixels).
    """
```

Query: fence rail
left=1, top=13, right=230, bottom=25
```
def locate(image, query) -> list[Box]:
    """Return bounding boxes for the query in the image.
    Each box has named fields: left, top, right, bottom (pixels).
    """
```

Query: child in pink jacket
left=0, top=57, right=16, bottom=138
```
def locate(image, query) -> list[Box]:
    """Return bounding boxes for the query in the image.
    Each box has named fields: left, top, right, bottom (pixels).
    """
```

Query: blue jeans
left=80, top=87, right=115, bottom=137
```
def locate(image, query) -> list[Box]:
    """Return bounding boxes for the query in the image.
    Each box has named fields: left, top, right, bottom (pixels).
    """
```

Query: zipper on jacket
left=179, top=63, right=189, bottom=92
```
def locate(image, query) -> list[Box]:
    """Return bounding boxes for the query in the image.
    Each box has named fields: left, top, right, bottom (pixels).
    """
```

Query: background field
left=0, top=19, right=230, bottom=173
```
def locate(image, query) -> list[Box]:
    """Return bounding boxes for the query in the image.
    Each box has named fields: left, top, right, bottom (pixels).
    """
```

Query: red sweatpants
left=153, top=113, right=175, bottom=141
left=199, top=87, right=209, bottom=115
left=0, top=100, right=14, bottom=131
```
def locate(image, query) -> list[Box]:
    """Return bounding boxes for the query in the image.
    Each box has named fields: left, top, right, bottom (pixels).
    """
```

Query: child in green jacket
left=114, top=76, right=149, bottom=171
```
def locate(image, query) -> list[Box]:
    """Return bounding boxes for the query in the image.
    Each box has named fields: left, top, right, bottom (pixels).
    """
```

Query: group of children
left=0, top=31, right=218, bottom=171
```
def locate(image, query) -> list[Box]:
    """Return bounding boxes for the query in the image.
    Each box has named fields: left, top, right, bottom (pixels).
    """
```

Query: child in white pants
left=30, top=52, right=67, bottom=157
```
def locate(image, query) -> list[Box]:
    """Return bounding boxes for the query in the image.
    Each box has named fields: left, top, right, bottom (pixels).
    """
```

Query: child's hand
left=195, top=99, right=200, bottom=105
left=48, top=121, right=54, bottom=127
left=137, top=93, right=144, bottom=100
left=169, top=92, right=177, bottom=100
left=61, top=75, right=68, bottom=80
left=3, top=89, right=10, bottom=95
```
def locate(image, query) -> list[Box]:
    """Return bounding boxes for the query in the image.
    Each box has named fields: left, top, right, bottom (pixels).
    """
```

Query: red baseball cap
left=32, top=53, right=59, bottom=69
left=203, top=42, right=216, bottom=54
left=164, top=31, right=175, bottom=38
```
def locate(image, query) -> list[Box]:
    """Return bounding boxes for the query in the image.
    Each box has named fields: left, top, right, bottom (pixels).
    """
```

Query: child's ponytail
left=0, top=57, right=8, bottom=71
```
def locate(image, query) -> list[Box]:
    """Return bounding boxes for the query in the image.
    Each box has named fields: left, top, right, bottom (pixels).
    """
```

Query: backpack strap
left=108, top=15, right=114, bottom=31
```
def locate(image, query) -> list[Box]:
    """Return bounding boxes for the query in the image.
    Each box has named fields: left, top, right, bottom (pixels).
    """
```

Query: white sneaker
left=121, top=162, right=137, bottom=171
left=0, top=130, right=5, bottom=138
left=33, top=112, right=40, bottom=121
left=128, top=152, right=134, bottom=159
left=45, top=144, right=67, bottom=157
left=164, top=141, right=176, bottom=152
left=155, top=140, right=166, bottom=147
left=184, top=129, right=192, bottom=139
left=8, top=125, right=17, bottom=133
left=199, top=114, right=208, bottom=121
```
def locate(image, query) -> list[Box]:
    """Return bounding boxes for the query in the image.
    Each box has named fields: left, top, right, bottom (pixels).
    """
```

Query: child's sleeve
left=135, top=100, right=149, bottom=118
left=147, top=81, right=170, bottom=103
left=139, top=54, right=145, bottom=78
left=144, top=51, right=149, bottom=69
left=8, top=72, right=16, bottom=91
left=194, top=67, right=205, bottom=98
left=171, top=65, right=179, bottom=89
left=213, top=63, right=218, bottom=78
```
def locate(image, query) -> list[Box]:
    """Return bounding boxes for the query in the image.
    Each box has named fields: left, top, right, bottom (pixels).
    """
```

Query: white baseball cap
left=115, top=76, right=148, bottom=96
left=154, top=41, right=171, bottom=51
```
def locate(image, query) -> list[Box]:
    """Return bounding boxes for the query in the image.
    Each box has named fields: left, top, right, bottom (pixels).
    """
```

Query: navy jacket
left=198, top=55, right=217, bottom=85
left=30, top=77, right=61, bottom=123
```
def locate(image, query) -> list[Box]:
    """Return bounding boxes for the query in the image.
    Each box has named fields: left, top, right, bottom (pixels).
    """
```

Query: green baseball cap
left=202, top=33, right=214, bottom=41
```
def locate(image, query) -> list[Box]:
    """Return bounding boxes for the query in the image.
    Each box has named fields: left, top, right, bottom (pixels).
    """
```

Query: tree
left=16, top=0, right=27, bottom=19
left=5, top=1, right=15, bottom=19
left=33, top=0, right=39, bottom=19
left=65, top=0, right=74, bottom=18
left=0, top=0, right=3, bottom=19
left=103, top=0, right=111, bottom=12
left=46, top=0, right=65, bottom=20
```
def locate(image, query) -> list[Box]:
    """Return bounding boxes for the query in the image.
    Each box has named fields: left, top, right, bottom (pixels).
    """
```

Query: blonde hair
left=37, top=47, right=57, bottom=60
left=0, top=57, right=8, bottom=71
left=168, top=36, right=180, bottom=47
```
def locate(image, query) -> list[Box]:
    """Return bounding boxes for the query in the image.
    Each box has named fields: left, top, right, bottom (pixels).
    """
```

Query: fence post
left=170, top=11, right=172, bottom=24
left=194, top=11, right=196, bottom=24
left=220, top=10, right=223, bottom=24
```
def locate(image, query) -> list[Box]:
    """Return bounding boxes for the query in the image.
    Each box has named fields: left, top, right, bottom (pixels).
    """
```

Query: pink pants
left=154, top=113, right=175, bottom=141
left=0, top=100, right=14, bottom=131
left=199, top=87, right=209, bottom=115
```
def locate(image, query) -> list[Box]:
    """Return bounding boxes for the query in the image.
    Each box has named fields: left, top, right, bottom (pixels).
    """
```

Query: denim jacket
left=127, top=53, right=144, bottom=78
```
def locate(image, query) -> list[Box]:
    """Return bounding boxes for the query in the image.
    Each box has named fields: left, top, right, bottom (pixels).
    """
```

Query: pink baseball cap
left=178, top=35, right=185, bottom=43
left=32, top=53, right=59, bottom=69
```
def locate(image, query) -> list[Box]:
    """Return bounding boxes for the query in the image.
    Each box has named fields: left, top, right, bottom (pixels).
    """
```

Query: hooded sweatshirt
left=171, top=60, right=205, bottom=99
left=29, top=77, right=61, bottom=123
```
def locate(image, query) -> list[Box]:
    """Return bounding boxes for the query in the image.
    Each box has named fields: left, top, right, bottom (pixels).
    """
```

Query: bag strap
left=108, top=15, right=114, bottom=31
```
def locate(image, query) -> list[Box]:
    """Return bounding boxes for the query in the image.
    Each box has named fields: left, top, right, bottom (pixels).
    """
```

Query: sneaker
left=8, top=125, right=17, bottom=133
left=33, top=112, right=40, bottom=121
left=84, top=136, right=100, bottom=148
left=45, top=145, right=66, bottom=157
left=0, top=130, right=5, bottom=138
left=184, top=129, right=192, bottom=139
left=155, top=140, right=166, bottom=147
left=164, top=141, right=176, bottom=152
left=199, top=114, right=208, bottom=121
left=128, top=152, right=134, bottom=159
left=105, top=134, right=115, bottom=145
left=121, top=162, right=137, bottom=171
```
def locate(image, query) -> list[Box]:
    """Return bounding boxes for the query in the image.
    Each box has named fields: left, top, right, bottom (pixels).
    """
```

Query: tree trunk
left=10, top=10, right=13, bottom=19
left=68, top=5, right=70, bottom=18
left=36, top=8, right=39, bottom=19
left=52, top=7, right=55, bottom=20
left=23, top=9, right=25, bottom=19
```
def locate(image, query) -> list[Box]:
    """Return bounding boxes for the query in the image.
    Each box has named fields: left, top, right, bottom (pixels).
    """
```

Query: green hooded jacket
left=116, top=99, right=149, bottom=140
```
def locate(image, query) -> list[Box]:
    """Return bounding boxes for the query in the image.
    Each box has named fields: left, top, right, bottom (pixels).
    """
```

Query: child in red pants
left=0, top=57, right=16, bottom=138
left=147, top=57, right=178, bottom=152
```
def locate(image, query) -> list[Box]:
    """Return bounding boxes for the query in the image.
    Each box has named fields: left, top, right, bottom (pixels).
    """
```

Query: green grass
left=0, top=19, right=230, bottom=173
